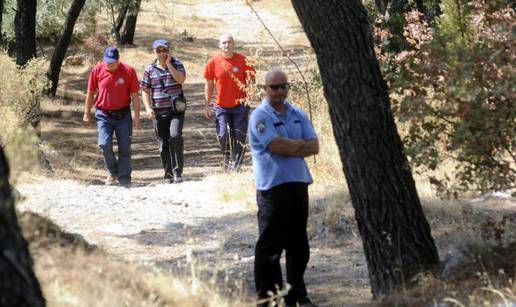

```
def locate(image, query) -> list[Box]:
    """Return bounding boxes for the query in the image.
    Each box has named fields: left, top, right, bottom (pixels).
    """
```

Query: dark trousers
left=153, top=111, right=185, bottom=177
left=214, top=104, right=249, bottom=170
left=255, top=182, right=310, bottom=305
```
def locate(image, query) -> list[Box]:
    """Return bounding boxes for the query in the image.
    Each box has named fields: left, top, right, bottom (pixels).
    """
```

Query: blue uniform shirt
left=248, top=98, right=318, bottom=190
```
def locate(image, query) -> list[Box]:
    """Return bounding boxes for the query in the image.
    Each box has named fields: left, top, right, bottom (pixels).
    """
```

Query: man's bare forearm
left=205, top=81, right=214, bottom=105
left=268, top=138, right=305, bottom=156
left=84, top=90, right=95, bottom=114
left=141, top=89, right=152, bottom=112
left=291, top=139, right=319, bottom=157
left=167, top=62, right=186, bottom=84
left=131, top=92, right=140, bottom=118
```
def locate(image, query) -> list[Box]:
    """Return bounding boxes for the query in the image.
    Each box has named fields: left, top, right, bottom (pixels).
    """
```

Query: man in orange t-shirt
left=204, top=34, right=255, bottom=171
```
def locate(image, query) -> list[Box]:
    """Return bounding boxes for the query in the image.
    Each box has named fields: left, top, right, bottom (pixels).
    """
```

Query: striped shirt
left=140, top=59, right=186, bottom=110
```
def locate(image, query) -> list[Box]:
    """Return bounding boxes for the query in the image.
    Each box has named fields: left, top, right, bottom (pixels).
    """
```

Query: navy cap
left=103, top=47, right=119, bottom=63
left=152, top=39, right=170, bottom=49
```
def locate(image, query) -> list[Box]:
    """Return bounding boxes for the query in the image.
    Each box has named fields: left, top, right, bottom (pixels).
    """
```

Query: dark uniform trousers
left=255, top=182, right=310, bottom=305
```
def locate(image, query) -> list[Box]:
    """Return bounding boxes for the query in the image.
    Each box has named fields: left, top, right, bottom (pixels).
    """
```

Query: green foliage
left=438, top=0, right=473, bottom=46
left=1, top=0, right=100, bottom=46
left=0, top=52, right=49, bottom=179
left=374, top=1, right=515, bottom=196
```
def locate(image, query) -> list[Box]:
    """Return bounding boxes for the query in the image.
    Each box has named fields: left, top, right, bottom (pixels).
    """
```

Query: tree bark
left=111, top=3, right=128, bottom=42
left=47, top=0, right=86, bottom=96
left=291, top=0, right=440, bottom=298
left=0, top=148, right=45, bottom=307
left=115, top=4, right=128, bottom=33
left=0, top=0, right=4, bottom=44
left=374, top=0, right=389, bottom=14
left=120, top=0, right=141, bottom=45
left=14, top=0, right=37, bottom=66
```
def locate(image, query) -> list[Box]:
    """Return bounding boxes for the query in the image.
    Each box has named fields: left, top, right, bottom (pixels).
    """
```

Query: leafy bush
left=374, top=0, right=515, bottom=196
left=0, top=52, right=49, bottom=179
left=1, top=0, right=100, bottom=46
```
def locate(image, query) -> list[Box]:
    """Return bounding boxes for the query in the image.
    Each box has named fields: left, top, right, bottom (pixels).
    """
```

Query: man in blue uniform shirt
left=248, top=69, right=319, bottom=307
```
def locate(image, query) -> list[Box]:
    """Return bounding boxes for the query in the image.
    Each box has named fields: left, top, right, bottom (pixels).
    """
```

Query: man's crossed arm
left=268, top=137, right=319, bottom=158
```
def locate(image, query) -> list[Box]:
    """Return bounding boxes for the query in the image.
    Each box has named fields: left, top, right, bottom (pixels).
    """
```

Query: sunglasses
left=267, top=83, right=290, bottom=90
left=156, top=48, right=169, bottom=53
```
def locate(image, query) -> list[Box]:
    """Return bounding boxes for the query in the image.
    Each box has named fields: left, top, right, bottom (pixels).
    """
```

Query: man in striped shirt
left=141, top=39, right=187, bottom=183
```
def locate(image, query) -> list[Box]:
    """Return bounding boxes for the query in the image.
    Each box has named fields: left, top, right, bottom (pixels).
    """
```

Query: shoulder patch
left=256, top=121, right=266, bottom=133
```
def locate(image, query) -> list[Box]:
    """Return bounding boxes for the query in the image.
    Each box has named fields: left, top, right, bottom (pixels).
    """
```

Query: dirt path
left=18, top=1, right=371, bottom=306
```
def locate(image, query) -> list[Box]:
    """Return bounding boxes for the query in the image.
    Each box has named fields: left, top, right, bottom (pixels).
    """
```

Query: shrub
left=0, top=52, right=49, bottom=180
left=1, top=0, right=100, bottom=47
left=374, top=1, right=515, bottom=196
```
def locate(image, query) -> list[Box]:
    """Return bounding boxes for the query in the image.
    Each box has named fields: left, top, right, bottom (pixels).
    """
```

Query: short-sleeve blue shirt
left=248, top=98, right=318, bottom=190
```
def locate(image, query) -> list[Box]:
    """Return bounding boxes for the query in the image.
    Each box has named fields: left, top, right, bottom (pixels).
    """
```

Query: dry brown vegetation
left=20, top=212, right=250, bottom=307
left=5, top=0, right=515, bottom=306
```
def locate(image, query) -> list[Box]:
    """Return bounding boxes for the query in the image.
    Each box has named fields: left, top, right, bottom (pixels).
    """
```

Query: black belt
left=98, top=106, right=130, bottom=120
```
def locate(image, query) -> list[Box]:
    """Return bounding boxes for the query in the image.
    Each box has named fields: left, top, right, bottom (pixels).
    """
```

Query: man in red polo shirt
left=204, top=34, right=255, bottom=171
left=83, top=47, right=140, bottom=186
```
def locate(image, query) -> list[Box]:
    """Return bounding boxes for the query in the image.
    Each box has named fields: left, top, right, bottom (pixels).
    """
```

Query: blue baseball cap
left=152, top=39, right=170, bottom=49
left=103, top=47, right=119, bottom=63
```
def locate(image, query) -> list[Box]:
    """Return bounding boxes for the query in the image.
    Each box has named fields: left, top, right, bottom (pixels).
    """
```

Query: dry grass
left=20, top=212, right=251, bottom=307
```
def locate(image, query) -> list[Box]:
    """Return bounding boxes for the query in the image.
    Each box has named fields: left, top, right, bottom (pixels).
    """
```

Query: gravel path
left=18, top=178, right=253, bottom=264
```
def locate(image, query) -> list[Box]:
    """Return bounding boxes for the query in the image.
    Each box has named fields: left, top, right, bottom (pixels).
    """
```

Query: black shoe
left=164, top=173, right=174, bottom=183
left=286, top=297, right=317, bottom=307
left=173, top=173, right=183, bottom=183
left=119, top=182, right=131, bottom=188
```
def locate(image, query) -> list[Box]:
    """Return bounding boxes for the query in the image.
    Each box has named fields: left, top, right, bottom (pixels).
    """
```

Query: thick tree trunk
left=0, top=149, right=45, bottom=306
left=291, top=0, right=440, bottom=298
left=120, top=0, right=141, bottom=45
left=14, top=0, right=37, bottom=66
left=47, top=0, right=86, bottom=96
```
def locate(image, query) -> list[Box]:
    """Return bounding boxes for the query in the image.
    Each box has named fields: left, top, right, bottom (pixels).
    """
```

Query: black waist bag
left=106, top=107, right=130, bottom=120
left=171, top=93, right=187, bottom=113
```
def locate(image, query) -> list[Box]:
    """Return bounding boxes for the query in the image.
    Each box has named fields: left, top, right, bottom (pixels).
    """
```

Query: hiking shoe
left=173, top=173, right=183, bottom=183
left=105, top=175, right=118, bottom=186
left=164, top=173, right=174, bottom=183
left=120, top=182, right=131, bottom=188
left=286, top=297, right=317, bottom=307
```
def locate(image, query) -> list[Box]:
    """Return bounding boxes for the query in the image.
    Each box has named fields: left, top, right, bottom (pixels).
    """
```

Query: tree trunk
left=0, top=148, right=45, bottom=307
left=111, top=3, right=128, bottom=42
left=374, top=0, right=389, bottom=14
left=47, top=0, right=86, bottom=96
left=120, top=0, right=141, bottom=45
left=115, top=4, right=128, bottom=33
left=291, top=0, right=440, bottom=298
left=0, top=0, right=4, bottom=44
left=14, top=0, right=37, bottom=66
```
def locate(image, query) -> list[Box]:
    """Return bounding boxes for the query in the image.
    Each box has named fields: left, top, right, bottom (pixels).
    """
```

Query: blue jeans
left=214, top=104, right=249, bottom=170
left=95, top=109, right=132, bottom=184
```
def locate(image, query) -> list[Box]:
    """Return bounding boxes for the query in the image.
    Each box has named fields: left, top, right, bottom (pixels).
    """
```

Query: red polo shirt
left=88, top=62, right=140, bottom=111
left=204, top=53, right=255, bottom=108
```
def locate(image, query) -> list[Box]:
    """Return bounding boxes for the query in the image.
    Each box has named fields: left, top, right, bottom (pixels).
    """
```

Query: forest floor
left=15, top=1, right=516, bottom=306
